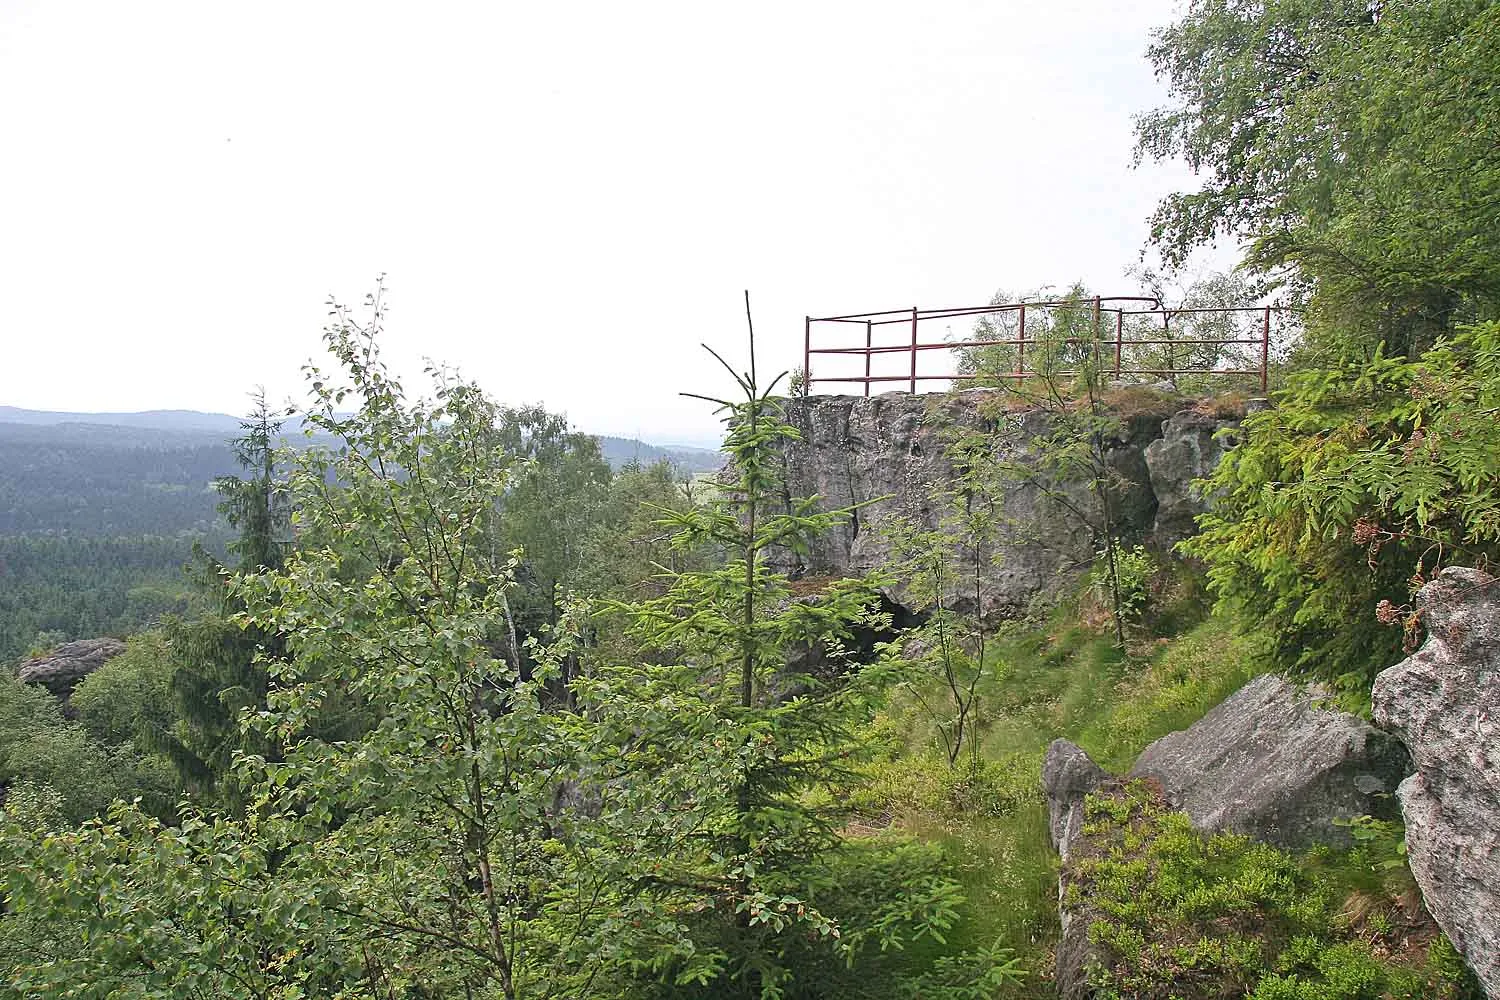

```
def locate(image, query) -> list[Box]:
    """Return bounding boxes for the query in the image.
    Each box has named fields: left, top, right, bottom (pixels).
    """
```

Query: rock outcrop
left=1142, top=409, right=1237, bottom=546
left=1043, top=740, right=1113, bottom=1000
left=774, top=391, right=1236, bottom=618
left=16, top=637, right=126, bottom=698
left=1372, top=566, right=1500, bottom=997
left=1129, top=673, right=1410, bottom=849
left=1043, top=738, right=1109, bottom=861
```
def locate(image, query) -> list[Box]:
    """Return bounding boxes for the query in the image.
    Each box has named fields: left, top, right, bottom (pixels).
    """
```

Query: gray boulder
left=1042, top=738, right=1108, bottom=860
left=1372, top=566, right=1500, bottom=997
left=1143, top=409, right=1237, bottom=546
left=16, top=637, right=126, bottom=698
left=1129, top=673, right=1410, bottom=849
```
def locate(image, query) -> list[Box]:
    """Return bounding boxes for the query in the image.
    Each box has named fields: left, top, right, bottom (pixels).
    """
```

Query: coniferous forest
left=3, top=2, right=1500, bottom=998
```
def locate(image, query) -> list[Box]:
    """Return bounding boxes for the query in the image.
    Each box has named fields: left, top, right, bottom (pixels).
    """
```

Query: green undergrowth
left=843, top=574, right=1483, bottom=998
left=1071, top=781, right=1482, bottom=1000
left=847, top=585, right=1265, bottom=994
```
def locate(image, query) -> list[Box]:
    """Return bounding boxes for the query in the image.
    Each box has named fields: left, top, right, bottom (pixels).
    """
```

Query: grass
left=846, top=571, right=1271, bottom=994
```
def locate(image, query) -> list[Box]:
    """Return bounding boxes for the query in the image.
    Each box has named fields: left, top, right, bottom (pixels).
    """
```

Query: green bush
left=70, top=630, right=176, bottom=748
left=0, top=673, right=176, bottom=823
left=1185, top=324, right=1500, bottom=693
left=1088, top=545, right=1156, bottom=628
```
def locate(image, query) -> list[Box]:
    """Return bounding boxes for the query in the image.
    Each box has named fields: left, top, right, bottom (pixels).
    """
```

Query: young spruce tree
left=602, top=296, right=978, bottom=997
left=161, top=391, right=292, bottom=799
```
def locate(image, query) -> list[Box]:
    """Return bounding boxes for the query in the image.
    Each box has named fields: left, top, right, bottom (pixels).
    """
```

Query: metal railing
left=803, top=296, right=1281, bottom=395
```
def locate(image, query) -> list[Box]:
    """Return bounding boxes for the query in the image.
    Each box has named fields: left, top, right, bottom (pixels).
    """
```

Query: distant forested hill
left=0, top=423, right=238, bottom=535
left=0, top=405, right=244, bottom=433
left=0, top=412, right=720, bottom=536
left=595, top=435, right=722, bottom=475
left=0, top=410, right=717, bottom=661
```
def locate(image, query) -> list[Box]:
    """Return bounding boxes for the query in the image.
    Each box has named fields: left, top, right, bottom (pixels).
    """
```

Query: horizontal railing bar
left=916, top=296, right=1164, bottom=316
left=1118, top=338, right=1263, bottom=346
left=812, top=308, right=924, bottom=321
left=811, top=337, right=1266, bottom=355
left=813, top=302, right=1283, bottom=324
left=809, top=374, right=980, bottom=383
left=810, top=296, right=1170, bottom=324
left=1119, top=306, right=1278, bottom=316
left=810, top=342, right=1005, bottom=355
left=1105, top=369, right=1265, bottom=375
left=810, top=367, right=1267, bottom=385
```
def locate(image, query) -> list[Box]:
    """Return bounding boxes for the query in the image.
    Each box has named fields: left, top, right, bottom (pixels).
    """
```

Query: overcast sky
left=0, top=0, right=1216, bottom=446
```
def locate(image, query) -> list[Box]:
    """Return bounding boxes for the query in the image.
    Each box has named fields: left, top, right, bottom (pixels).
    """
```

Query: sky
left=0, top=0, right=1215, bottom=446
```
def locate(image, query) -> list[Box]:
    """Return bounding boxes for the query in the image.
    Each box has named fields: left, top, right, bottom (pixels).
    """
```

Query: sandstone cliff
left=773, top=390, right=1236, bottom=617
left=16, top=637, right=126, bottom=699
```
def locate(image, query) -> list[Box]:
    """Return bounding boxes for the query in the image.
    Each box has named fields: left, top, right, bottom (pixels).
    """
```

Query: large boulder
left=1129, top=673, right=1410, bottom=849
left=1143, top=409, right=1237, bottom=546
left=1372, top=566, right=1500, bottom=997
left=16, top=637, right=126, bottom=698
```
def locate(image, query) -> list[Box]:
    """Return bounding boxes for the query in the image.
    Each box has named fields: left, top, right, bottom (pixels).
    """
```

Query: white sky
left=0, top=0, right=1211, bottom=446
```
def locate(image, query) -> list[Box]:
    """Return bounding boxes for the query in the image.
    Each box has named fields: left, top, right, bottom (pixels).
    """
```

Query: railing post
left=909, top=306, right=918, bottom=394
left=864, top=320, right=872, bottom=398
left=1093, top=296, right=1102, bottom=374
left=1017, top=303, right=1027, bottom=383
left=1261, top=306, right=1271, bottom=394
left=1162, top=309, right=1173, bottom=385
left=804, top=316, right=811, bottom=393
left=1115, top=309, right=1123, bottom=376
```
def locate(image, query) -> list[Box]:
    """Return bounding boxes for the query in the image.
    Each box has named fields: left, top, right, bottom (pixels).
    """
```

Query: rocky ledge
left=773, top=390, right=1240, bottom=618
left=16, top=637, right=126, bottom=699
left=1130, top=673, right=1410, bottom=849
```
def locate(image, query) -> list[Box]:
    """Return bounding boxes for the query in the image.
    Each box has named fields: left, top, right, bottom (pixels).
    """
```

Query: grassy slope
left=849, top=575, right=1480, bottom=998
left=850, top=582, right=1259, bottom=992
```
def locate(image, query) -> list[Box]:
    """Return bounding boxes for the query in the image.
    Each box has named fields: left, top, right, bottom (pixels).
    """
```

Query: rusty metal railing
left=803, top=296, right=1281, bottom=395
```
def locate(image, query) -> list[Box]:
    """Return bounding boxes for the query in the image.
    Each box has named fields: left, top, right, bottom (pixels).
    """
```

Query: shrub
left=1184, top=324, right=1500, bottom=693
left=0, top=673, right=176, bottom=823
left=1088, top=545, right=1156, bottom=628
left=70, top=630, right=175, bottom=747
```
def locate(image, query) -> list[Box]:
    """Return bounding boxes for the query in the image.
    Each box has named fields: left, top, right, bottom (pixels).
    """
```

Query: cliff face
left=772, top=390, right=1236, bottom=617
